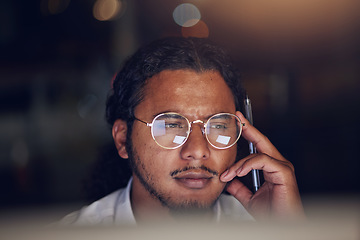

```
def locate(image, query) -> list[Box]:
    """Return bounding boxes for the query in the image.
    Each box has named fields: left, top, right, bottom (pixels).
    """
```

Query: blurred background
left=0, top=0, right=359, bottom=220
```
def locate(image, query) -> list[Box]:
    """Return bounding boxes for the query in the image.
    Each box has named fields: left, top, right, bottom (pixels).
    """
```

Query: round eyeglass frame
left=134, top=112, right=244, bottom=150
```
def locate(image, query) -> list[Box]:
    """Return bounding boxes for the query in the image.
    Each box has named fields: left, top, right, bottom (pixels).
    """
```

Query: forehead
left=135, top=69, right=236, bottom=118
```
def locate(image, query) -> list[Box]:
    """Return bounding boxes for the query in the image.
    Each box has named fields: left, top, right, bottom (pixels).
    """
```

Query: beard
left=126, top=141, right=222, bottom=217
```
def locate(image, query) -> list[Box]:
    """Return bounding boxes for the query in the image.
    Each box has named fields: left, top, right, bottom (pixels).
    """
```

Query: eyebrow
left=152, top=111, right=232, bottom=120
left=160, top=113, right=184, bottom=119
left=210, top=114, right=232, bottom=120
left=152, top=110, right=187, bottom=120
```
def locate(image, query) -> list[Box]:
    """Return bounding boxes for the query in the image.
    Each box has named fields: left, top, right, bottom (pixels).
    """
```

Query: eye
left=165, top=123, right=184, bottom=128
left=210, top=123, right=228, bottom=129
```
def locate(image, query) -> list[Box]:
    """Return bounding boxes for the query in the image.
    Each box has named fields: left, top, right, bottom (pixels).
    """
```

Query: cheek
left=131, top=125, right=150, bottom=160
left=132, top=125, right=174, bottom=171
left=213, top=148, right=237, bottom=171
left=132, top=124, right=151, bottom=149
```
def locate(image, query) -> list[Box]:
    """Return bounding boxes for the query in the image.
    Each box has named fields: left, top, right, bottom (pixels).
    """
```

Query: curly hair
left=106, top=37, right=245, bottom=127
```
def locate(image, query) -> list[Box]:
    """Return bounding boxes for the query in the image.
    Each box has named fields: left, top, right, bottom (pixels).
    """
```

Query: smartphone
left=244, top=94, right=261, bottom=192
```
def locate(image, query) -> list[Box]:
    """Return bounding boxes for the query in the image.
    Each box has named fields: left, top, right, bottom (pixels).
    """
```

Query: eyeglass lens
left=151, top=113, right=241, bottom=149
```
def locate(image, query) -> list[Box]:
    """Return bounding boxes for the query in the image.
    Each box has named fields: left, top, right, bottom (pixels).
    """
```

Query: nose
left=180, top=124, right=210, bottom=161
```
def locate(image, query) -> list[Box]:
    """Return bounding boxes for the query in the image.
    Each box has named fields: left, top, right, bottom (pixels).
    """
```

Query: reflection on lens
left=152, top=120, right=166, bottom=137
left=173, top=135, right=186, bottom=145
left=152, top=113, right=189, bottom=149
left=206, top=113, right=241, bottom=149
left=215, top=135, right=231, bottom=145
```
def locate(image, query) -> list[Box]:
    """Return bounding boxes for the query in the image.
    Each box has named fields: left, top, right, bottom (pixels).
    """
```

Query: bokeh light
left=93, top=0, right=124, bottom=21
left=40, top=0, right=70, bottom=15
left=173, top=3, right=201, bottom=27
left=181, top=20, right=209, bottom=38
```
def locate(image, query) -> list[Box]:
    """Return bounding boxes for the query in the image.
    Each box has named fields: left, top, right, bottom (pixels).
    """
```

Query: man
left=63, top=37, right=304, bottom=225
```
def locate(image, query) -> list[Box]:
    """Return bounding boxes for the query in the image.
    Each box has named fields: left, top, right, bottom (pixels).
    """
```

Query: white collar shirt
left=61, top=178, right=254, bottom=226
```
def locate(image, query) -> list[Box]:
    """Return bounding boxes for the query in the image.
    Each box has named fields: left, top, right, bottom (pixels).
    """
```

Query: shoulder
left=60, top=188, right=126, bottom=226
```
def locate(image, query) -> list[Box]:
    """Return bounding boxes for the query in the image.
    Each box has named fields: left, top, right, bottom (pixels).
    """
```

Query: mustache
left=170, top=165, right=219, bottom=177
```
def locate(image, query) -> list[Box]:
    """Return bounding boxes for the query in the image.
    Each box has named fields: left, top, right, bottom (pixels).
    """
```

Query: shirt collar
left=114, top=177, right=137, bottom=225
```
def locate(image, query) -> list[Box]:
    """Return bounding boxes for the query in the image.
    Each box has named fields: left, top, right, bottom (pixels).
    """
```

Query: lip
left=173, top=171, right=214, bottom=189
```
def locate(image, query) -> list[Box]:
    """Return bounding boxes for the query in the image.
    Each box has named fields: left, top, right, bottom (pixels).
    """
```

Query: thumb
left=226, top=178, right=253, bottom=208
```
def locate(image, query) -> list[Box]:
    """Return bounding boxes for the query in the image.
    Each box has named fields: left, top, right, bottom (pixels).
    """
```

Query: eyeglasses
left=134, top=112, right=244, bottom=150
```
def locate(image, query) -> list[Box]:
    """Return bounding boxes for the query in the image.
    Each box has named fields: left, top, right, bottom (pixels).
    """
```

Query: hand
left=220, top=111, right=305, bottom=220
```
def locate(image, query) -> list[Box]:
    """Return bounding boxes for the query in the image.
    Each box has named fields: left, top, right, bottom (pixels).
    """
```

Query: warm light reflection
left=200, top=0, right=360, bottom=49
left=93, top=0, right=123, bottom=21
left=181, top=20, right=209, bottom=38
left=173, top=3, right=201, bottom=27
left=41, top=0, right=70, bottom=15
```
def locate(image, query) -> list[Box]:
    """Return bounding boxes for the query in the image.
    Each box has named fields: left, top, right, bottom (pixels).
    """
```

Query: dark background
left=1, top=0, right=359, bottom=214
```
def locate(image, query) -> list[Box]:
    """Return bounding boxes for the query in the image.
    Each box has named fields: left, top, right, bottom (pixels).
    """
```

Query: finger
left=220, top=154, right=257, bottom=182
left=236, top=154, right=295, bottom=185
left=225, top=178, right=253, bottom=208
left=237, top=111, right=285, bottom=160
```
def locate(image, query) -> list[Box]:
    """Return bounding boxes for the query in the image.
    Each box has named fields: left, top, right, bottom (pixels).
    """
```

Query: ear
left=112, top=119, right=129, bottom=159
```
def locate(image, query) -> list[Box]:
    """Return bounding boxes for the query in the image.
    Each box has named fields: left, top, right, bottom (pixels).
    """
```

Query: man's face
left=130, top=69, right=238, bottom=211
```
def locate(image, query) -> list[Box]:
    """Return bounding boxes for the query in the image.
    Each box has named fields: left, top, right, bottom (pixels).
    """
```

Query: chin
left=166, top=190, right=222, bottom=210
left=168, top=198, right=216, bottom=211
